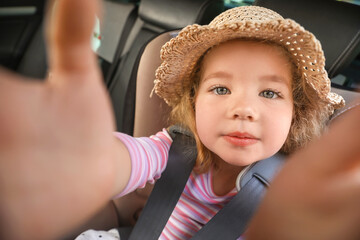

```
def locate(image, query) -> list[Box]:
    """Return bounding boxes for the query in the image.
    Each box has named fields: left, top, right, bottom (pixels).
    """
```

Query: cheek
left=195, top=99, right=217, bottom=145
left=265, top=107, right=293, bottom=152
left=195, top=101, right=207, bottom=137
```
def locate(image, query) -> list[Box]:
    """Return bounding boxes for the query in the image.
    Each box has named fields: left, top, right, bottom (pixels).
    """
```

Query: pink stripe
left=162, top=226, right=182, bottom=240
left=182, top=192, right=218, bottom=216
left=112, top=130, right=172, bottom=198
left=177, top=197, right=209, bottom=223
left=167, top=220, right=193, bottom=239
left=186, top=174, right=210, bottom=203
left=184, top=174, right=197, bottom=197
left=172, top=212, right=199, bottom=232
left=179, top=196, right=213, bottom=223
left=139, top=141, right=151, bottom=181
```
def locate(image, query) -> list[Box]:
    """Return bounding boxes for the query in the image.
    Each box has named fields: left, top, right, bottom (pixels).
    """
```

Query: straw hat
left=154, top=6, right=344, bottom=110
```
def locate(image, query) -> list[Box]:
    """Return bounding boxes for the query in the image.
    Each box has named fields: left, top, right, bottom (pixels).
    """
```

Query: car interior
left=1, top=0, right=360, bottom=238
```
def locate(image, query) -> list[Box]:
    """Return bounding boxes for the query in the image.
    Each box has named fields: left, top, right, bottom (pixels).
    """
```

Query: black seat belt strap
left=128, top=133, right=196, bottom=240
left=191, top=177, right=266, bottom=239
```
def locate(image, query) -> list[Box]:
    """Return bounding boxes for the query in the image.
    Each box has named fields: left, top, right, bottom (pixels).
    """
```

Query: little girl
left=77, top=5, right=344, bottom=240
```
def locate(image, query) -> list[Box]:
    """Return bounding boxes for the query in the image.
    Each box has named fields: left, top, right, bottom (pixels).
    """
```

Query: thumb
left=47, top=0, right=101, bottom=76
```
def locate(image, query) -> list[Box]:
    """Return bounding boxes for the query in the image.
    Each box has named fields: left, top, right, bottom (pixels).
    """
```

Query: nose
left=228, top=94, right=259, bottom=121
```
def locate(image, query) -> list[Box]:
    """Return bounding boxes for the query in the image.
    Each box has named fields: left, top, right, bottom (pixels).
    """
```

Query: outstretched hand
left=247, top=104, right=360, bottom=240
left=1, top=0, right=360, bottom=240
left=0, top=0, right=123, bottom=239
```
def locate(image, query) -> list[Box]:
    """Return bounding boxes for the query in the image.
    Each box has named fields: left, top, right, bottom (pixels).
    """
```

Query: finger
left=292, top=100, right=360, bottom=175
left=47, top=0, right=100, bottom=75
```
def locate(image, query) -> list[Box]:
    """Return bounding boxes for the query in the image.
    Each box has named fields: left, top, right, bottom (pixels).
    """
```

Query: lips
left=223, top=132, right=259, bottom=147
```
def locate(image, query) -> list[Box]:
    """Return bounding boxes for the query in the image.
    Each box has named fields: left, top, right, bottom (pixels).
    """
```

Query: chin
left=222, top=155, right=261, bottom=167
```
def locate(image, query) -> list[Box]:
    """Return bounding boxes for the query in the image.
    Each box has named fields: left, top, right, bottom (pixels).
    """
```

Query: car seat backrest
left=109, top=0, right=224, bottom=134
left=330, top=87, right=360, bottom=124
left=16, top=21, right=47, bottom=79
left=139, top=0, right=224, bottom=29
left=133, top=31, right=176, bottom=137
left=98, top=0, right=138, bottom=65
left=97, top=0, right=139, bottom=80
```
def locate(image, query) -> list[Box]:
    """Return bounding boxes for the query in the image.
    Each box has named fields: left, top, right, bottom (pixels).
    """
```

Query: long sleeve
left=113, top=129, right=172, bottom=198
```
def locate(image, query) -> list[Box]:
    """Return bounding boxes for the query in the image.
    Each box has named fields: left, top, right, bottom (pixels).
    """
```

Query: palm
left=0, top=0, right=118, bottom=239
left=1, top=67, right=114, bottom=153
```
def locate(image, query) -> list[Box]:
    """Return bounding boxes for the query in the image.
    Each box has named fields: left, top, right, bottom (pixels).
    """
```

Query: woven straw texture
left=154, top=6, right=344, bottom=109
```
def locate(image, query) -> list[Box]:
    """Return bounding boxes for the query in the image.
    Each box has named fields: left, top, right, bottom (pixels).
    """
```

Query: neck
left=212, top=156, right=244, bottom=196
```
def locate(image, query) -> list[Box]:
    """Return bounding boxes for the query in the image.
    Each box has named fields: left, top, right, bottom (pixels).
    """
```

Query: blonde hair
left=169, top=39, right=333, bottom=173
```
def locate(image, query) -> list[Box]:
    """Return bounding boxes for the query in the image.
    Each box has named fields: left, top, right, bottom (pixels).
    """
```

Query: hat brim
left=154, top=19, right=344, bottom=109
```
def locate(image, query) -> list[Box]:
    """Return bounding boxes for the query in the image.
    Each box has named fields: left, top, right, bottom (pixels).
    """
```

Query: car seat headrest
left=139, top=0, right=224, bottom=30
left=330, top=87, right=360, bottom=124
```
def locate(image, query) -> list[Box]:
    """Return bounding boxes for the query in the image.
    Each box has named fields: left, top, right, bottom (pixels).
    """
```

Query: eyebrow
left=202, top=72, right=291, bottom=86
left=259, top=75, right=291, bottom=86
left=202, top=71, right=232, bottom=82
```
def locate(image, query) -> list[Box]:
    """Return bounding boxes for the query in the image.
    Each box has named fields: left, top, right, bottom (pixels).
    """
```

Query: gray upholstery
left=16, top=22, right=47, bottom=79
left=139, top=0, right=225, bottom=29
left=16, top=0, right=139, bottom=82
left=97, top=1, right=138, bottom=63
left=331, top=87, right=360, bottom=123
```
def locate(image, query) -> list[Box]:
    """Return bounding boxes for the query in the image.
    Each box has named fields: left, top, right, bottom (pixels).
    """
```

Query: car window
left=224, top=0, right=254, bottom=8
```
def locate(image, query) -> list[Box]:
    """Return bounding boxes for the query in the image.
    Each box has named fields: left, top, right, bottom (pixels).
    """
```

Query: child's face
left=195, top=40, right=294, bottom=167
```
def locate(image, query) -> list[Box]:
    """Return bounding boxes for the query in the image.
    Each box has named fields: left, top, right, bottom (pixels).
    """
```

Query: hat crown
left=209, top=6, right=283, bottom=26
left=155, top=5, right=344, bottom=110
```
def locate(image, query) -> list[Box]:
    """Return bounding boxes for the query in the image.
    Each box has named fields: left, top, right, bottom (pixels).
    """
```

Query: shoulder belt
left=128, top=128, right=285, bottom=240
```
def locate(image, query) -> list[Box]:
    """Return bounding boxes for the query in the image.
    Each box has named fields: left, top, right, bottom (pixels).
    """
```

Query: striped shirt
left=114, top=129, right=237, bottom=239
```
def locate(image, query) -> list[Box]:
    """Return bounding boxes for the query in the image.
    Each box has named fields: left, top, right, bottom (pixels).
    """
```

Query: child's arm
left=113, top=130, right=172, bottom=198
left=0, top=0, right=132, bottom=239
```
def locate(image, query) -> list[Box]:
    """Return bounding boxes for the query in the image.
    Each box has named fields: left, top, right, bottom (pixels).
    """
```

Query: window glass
left=337, top=0, right=360, bottom=6
left=224, top=0, right=254, bottom=8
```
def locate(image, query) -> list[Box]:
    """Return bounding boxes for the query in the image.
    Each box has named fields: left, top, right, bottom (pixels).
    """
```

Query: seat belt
left=191, top=154, right=285, bottom=239
left=125, top=129, right=284, bottom=239
left=192, top=178, right=265, bottom=239
left=128, top=131, right=196, bottom=240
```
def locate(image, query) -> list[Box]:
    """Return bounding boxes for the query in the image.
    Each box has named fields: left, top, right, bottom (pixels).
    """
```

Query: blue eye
left=260, top=90, right=280, bottom=99
left=212, top=87, right=230, bottom=95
